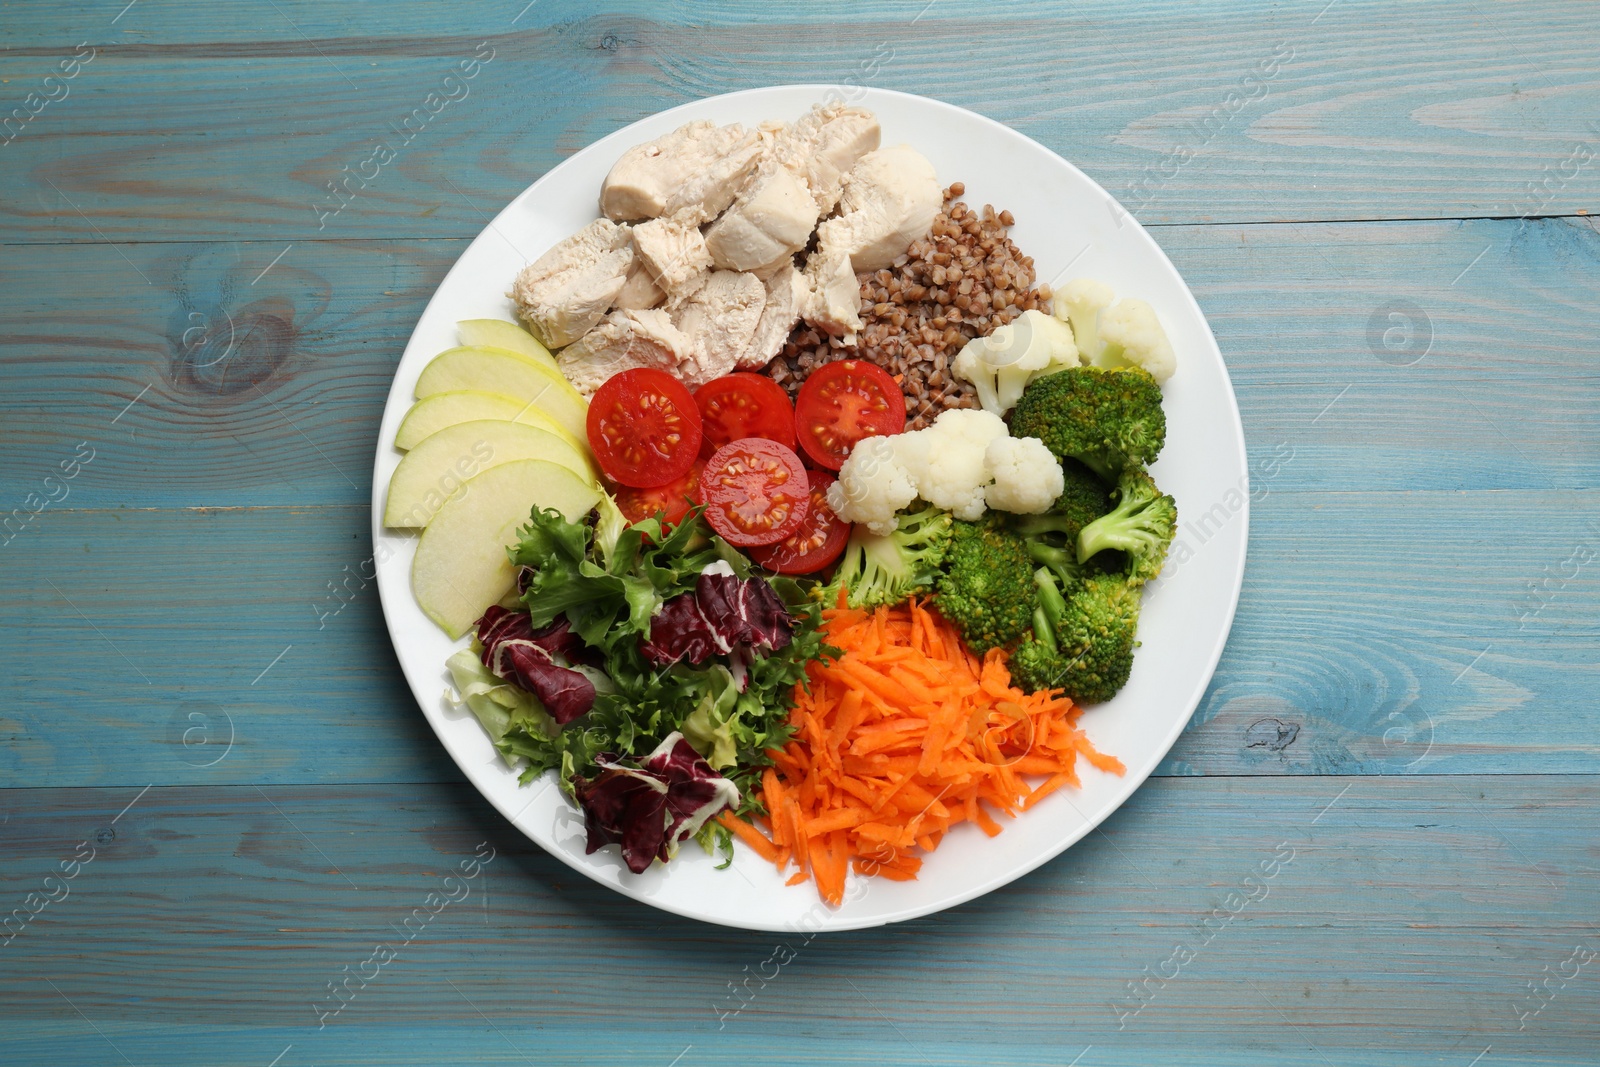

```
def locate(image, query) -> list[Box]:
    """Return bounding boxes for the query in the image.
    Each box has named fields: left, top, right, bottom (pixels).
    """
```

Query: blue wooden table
left=3, top=2, right=1597, bottom=1064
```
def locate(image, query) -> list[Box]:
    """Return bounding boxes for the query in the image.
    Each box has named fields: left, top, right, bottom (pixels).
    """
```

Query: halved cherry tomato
left=751, top=471, right=850, bottom=574
left=612, top=459, right=703, bottom=530
left=586, top=368, right=702, bottom=488
left=696, top=438, right=810, bottom=547
left=793, top=359, right=907, bottom=471
left=694, top=373, right=796, bottom=458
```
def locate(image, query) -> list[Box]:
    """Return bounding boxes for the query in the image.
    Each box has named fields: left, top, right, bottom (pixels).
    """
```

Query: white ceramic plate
left=372, top=85, right=1247, bottom=932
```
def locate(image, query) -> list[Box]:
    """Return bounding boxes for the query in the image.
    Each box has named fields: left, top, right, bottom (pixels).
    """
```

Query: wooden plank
left=0, top=777, right=1594, bottom=1064
left=1, top=2, right=1596, bottom=241
left=0, top=490, right=1594, bottom=789
left=1, top=217, right=1595, bottom=514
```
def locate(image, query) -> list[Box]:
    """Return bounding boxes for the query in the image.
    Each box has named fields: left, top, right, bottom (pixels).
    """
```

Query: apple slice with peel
left=415, top=347, right=587, bottom=442
left=395, top=390, right=586, bottom=453
left=457, top=319, right=556, bottom=370
left=412, top=458, right=601, bottom=638
left=384, top=420, right=597, bottom=528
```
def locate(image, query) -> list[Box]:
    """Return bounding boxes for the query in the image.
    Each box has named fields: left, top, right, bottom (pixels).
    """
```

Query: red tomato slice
left=696, top=438, right=810, bottom=547
left=793, top=359, right=907, bottom=470
left=612, top=460, right=703, bottom=530
left=750, top=471, right=850, bottom=575
left=694, top=373, right=797, bottom=457
left=586, top=368, right=702, bottom=488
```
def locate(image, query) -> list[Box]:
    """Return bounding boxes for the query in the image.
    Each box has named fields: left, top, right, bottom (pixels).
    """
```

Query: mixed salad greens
left=446, top=500, right=832, bottom=870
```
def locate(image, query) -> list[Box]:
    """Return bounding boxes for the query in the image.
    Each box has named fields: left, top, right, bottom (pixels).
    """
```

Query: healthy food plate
left=371, top=85, right=1248, bottom=932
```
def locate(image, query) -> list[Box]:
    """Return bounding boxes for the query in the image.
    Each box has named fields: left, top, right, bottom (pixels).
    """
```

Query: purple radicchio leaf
left=474, top=606, right=596, bottom=725
left=572, top=733, right=740, bottom=874
left=638, top=568, right=794, bottom=668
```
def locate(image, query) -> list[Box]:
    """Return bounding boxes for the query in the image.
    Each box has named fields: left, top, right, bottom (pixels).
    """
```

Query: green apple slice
left=412, top=459, right=602, bottom=638
left=415, top=346, right=588, bottom=442
left=394, top=390, right=586, bottom=453
left=384, top=420, right=597, bottom=529
left=457, top=319, right=557, bottom=369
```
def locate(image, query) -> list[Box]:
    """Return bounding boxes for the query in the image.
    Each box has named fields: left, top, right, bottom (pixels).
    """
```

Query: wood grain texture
left=1, top=217, right=1595, bottom=515
left=1, top=1, right=1597, bottom=242
left=1, top=489, right=1593, bottom=789
left=3, top=3, right=1597, bottom=1063
left=0, top=778, right=1594, bottom=1065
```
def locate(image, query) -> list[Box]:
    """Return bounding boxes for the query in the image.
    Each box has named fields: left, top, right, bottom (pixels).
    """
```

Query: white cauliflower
left=1098, top=297, right=1176, bottom=382
left=1052, top=277, right=1176, bottom=383
left=894, top=408, right=1008, bottom=521
left=827, top=434, right=917, bottom=535
left=1053, top=278, right=1115, bottom=360
left=983, top=435, right=1063, bottom=514
left=952, top=309, right=1079, bottom=416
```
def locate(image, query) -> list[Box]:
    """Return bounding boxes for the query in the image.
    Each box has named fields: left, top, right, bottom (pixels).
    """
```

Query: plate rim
left=371, top=84, right=1249, bottom=932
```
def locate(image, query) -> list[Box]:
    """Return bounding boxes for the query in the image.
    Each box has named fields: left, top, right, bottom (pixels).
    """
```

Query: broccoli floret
left=1009, top=366, right=1166, bottom=480
left=933, top=519, right=1036, bottom=653
left=1008, top=459, right=1112, bottom=543
left=820, top=505, right=953, bottom=609
left=1009, top=567, right=1139, bottom=703
left=1077, top=468, right=1176, bottom=583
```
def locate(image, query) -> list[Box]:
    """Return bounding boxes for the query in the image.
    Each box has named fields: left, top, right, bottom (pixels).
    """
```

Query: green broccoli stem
left=1011, top=514, right=1078, bottom=538
left=1077, top=492, right=1158, bottom=563
left=1031, top=566, right=1068, bottom=645
left=1028, top=541, right=1083, bottom=591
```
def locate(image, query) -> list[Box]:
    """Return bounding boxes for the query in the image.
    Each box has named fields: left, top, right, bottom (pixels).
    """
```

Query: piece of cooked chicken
left=632, top=208, right=713, bottom=296
left=600, top=121, right=763, bottom=222
left=510, top=219, right=635, bottom=348
left=771, top=103, right=881, bottom=216
left=704, top=162, right=819, bottom=275
left=816, top=145, right=942, bottom=273
left=613, top=259, right=664, bottom=310
left=668, top=270, right=766, bottom=388
left=738, top=263, right=810, bottom=369
left=556, top=309, right=704, bottom=397
left=800, top=249, right=863, bottom=342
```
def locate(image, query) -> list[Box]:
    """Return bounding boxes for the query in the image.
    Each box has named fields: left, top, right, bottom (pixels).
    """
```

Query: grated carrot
left=722, top=598, right=1124, bottom=906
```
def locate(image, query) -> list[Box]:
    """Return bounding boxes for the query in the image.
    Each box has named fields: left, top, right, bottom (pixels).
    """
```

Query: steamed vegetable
left=951, top=309, right=1079, bottom=416
left=1009, top=366, right=1167, bottom=481
left=983, top=434, right=1064, bottom=515
left=933, top=519, right=1037, bottom=654
left=1077, top=467, right=1177, bottom=583
left=827, top=408, right=1063, bottom=530
left=1007, top=459, right=1113, bottom=544
left=1009, top=567, right=1141, bottom=704
left=1053, top=278, right=1176, bottom=384
left=819, top=504, right=953, bottom=609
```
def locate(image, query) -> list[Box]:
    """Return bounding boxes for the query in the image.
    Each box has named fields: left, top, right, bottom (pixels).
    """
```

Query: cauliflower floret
left=953, top=309, right=1079, bottom=416
left=1052, top=278, right=1115, bottom=360
left=1098, top=297, right=1176, bottom=383
left=984, top=435, right=1064, bottom=514
left=894, top=408, right=1008, bottom=521
left=1052, top=278, right=1176, bottom=383
left=828, top=435, right=917, bottom=535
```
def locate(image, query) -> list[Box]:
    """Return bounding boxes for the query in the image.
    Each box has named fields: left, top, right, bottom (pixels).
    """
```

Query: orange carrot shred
left=732, top=598, right=1122, bottom=906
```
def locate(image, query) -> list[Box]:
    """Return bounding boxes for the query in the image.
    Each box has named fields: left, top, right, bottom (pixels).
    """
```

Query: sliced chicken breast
left=738, top=263, right=810, bottom=369
left=600, top=121, right=763, bottom=222
left=668, top=270, right=767, bottom=388
left=510, top=219, right=635, bottom=348
left=816, top=145, right=942, bottom=274
left=772, top=103, right=881, bottom=216
left=800, top=249, right=863, bottom=341
left=633, top=209, right=714, bottom=296
left=556, top=309, right=704, bottom=396
left=704, top=162, right=819, bottom=274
